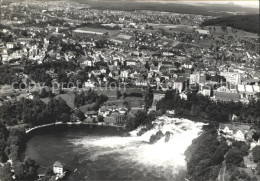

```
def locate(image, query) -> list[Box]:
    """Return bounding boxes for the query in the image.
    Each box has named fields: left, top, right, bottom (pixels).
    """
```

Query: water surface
left=25, top=118, right=204, bottom=180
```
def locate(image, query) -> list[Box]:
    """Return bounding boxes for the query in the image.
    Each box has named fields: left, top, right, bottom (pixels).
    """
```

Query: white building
left=220, top=71, right=241, bottom=85
left=53, top=161, right=64, bottom=175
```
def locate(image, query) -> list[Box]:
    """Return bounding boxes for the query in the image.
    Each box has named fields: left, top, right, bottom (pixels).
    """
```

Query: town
left=0, top=0, right=260, bottom=181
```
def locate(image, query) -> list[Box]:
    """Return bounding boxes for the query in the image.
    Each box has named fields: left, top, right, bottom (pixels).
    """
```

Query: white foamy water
left=70, top=116, right=205, bottom=178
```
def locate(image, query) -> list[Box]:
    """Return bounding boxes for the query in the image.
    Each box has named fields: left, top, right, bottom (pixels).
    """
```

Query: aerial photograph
left=0, top=0, right=259, bottom=180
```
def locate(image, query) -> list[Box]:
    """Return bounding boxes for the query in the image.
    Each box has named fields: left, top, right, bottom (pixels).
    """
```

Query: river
left=24, top=116, right=205, bottom=181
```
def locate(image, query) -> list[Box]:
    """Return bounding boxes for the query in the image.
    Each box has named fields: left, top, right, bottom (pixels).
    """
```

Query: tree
left=97, top=116, right=104, bottom=122
left=14, top=161, right=25, bottom=180
left=23, top=156, right=37, bottom=179
left=134, top=111, right=150, bottom=127
left=75, top=110, right=85, bottom=122
left=123, top=92, right=127, bottom=99
left=252, top=146, right=260, bottom=163
left=0, top=163, right=13, bottom=181
left=116, top=90, right=121, bottom=99
left=185, top=129, right=229, bottom=181
left=226, top=147, right=244, bottom=168
left=144, top=88, right=153, bottom=110
left=123, top=101, right=131, bottom=110
left=39, top=88, right=48, bottom=98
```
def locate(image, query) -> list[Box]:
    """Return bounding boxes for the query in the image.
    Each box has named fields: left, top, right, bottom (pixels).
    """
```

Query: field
left=41, top=93, right=76, bottom=109
left=73, top=27, right=120, bottom=37
left=104, top=97, right=144, bottom=108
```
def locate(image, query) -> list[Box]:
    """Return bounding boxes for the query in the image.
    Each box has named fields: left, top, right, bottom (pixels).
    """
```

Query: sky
left=195, top=1, right=259, bottom=8
left=157, top=1, right=259, bottom=8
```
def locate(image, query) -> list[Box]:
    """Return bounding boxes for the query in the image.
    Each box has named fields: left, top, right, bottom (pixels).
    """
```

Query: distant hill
left=78, top=1, right=258, bottom=16
left=201, top=14, right=259, bottom=34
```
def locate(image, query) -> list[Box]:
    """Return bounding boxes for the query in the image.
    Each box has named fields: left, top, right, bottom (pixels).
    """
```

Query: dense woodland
left=0, top=97, right=71, bottom=127
left=156, top=89, right=260, bottom=126
left=0, top=125, right=38, bottom=181
left=185, top=129, right=260, bottom=181
left=185, top=129, right=229, bottom=180
left=0, top=66, right=22, bottom=86
left=201, top=14, right=259, bottom=34
left=74, top=90, right=108, bottom=110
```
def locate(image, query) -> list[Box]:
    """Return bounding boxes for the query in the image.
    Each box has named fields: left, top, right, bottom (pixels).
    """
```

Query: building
left=6, top=42, right=15, bottom=49
left=126, top=60, right=137, bottom=66
left=214, top=86, right=240, bottom=102
left=190, top=72, right=206, bottom=84
left=220, top=71, right=241, bottom=85
left=104, top=112, right=126, bottom=125
left=53, top=161, right=65, bottom=175
left=218, top=123, right=251, bottom=141
left=174, top=77, right=187, bottom=93
left=152, top=93, right=165, bottom=108
left=200, top=85, right=211, bottom=97
left=196, top=29, right=210, bottom=35
left=120, top=70, right=130, bottom=78
left=84, top=111, right=98, bottom=118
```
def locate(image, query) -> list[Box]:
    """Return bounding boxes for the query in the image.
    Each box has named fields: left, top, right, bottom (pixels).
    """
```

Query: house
left=240, top=97, right=250, bottom=104
left=37, top=167, right=47, bottom=179
left=120, top=70, right=130, bottom=78
left=152, top=93, right=165, bottom=109
left=91, top=70, right=101, bottom=76
left=135, top=76, right=148, bottom=87
left=220, top=71, right=241, bottom=85
left=84, top=81, right=96, bottom=88
left=214, top=92, right=241, bottom=102
left=104, top=112, right=126, bottom=125
left=200, top=85, right=211, bottom=97
left=126, top=60, right=137, bottom=66
left=6, top=42, right=15, bottom=49
left=84, top=111, right=98, bottom=118
left=98, top=105, right=115, bottom=117
left=218, top=123, right=251, bottom=141
left=196, top=29, right=210, bottom=35
left=53, top=161, right=65, bottom=175
left=174, top=77, right=187, bottom=93
left=100, top=68, right=107, bottom=74
left=179, top=92, right=188, bottom=100
left=214, top=86, right=240, bottom=102
left=1, top=49, right=9, bottom=64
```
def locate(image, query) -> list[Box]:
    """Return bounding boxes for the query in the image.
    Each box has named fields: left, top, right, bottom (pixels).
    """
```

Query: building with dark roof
left=214, top=92, right=240, bottom=102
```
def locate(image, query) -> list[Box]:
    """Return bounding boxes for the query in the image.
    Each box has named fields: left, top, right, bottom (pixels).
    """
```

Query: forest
left=156, top=89, right=260, bottom=125
left=0, top=124, right=38, bottom=181
left=201, top=14, right=259, bottom=33
left=0, top=97, right=71, bottom=127
left=74, top=89, right=108, bottom=110
left=185, top=129, right=260, bottom=181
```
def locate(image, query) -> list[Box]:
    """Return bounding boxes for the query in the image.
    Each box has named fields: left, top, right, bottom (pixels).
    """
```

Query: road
left=218, top=160, right=226, bottom=181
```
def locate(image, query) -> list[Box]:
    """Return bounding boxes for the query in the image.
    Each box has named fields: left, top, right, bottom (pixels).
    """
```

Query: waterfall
left=70, top=115, right=205, bottom=180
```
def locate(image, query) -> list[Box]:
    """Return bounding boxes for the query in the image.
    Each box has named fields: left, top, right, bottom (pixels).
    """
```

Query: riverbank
left=25, top=121, right=125, bottom=134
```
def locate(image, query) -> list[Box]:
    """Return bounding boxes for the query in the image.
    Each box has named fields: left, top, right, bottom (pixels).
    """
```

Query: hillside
left=201, top=14, right=259, bottom=33
left=77, top=1, right=259, bottom=16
